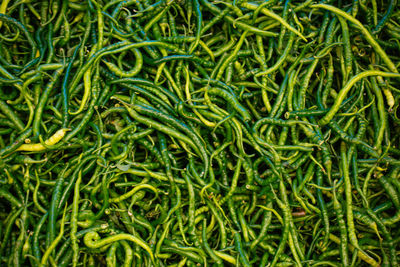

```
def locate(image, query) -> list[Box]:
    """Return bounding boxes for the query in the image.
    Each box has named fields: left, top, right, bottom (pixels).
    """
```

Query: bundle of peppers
left=1, top=0, right=400, bottom=266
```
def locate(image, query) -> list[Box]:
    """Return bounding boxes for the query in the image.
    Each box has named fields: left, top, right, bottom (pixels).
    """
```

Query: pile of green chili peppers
left=1, top=0, right=400, bottom=266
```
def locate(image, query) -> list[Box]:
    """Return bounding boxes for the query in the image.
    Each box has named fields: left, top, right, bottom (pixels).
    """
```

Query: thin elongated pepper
left=83, top=232, right=154, bottom=263
left=319, top=71, right=400, bottom=126
left=16, top=129, right=68, bottom=152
